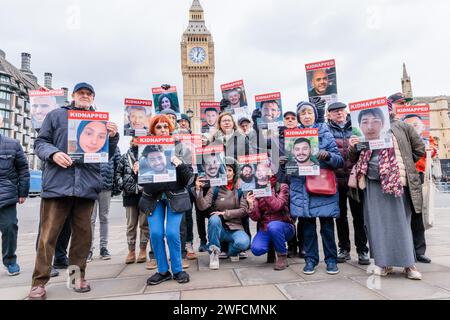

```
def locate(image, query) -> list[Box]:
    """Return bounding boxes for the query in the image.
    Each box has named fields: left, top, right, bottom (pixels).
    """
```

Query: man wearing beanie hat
left=326, top=102, right=369, bottom=265
left=28, top=82, right=120, bottom=299
left=177, top=114, right=191, bottom=133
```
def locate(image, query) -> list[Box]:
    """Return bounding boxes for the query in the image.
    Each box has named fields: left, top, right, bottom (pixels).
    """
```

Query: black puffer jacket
left=0, top=135, right=30, bottom=209
left=100, top=146, right=121, bottom=195
left=115, top=146, right=141, bottom=207
left=327, top=119, right=355, bottom=188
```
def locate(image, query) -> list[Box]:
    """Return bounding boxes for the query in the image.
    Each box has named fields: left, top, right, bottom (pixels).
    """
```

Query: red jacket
left=416, top=135, right=437, bottom=173
left=248, top=177, right=294, bottom=231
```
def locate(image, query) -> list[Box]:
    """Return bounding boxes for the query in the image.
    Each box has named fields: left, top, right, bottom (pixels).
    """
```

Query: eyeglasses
left=155, top=124, right=169, bottom=130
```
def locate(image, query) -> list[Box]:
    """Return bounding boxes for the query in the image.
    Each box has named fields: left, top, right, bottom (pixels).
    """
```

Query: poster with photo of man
left=255, top=92, right=283, bottom=130
left=123, top=98, right=153, bottom=137
left=220, top=80, right=251, bottom=123
left=137, top=136, right=176, bottom=184
left=284, top=128, right=320, bottom=176
left=238, top=153, right=272, bottom=198
left=200, top=102, right=220, bottom=134
left=396, top=104, right=430, bottom=147
left=173, top=133, right=202, bottom=173
left=195, top=145, right=227, bottom=187
left=349, top=97, right=393, bottom=150
left=305, top=59, right=338, bottom=106
left=152, top=86, right=180, bottom=118
left=29, top=89, right=65, bottom=130
left=67, top=110, right=109, bottom=163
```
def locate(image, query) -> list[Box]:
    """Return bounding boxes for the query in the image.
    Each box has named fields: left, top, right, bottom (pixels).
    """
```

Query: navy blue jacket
left=0, top=135, right=30, bottom=209
left=100, top=146, right=121, bottom=194
left=34, top=105, right=120, bottom=200
left=289, top=107, right=343, bottom=218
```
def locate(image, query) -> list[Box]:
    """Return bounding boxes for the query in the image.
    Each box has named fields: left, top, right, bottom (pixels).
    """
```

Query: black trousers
left=335, top=186, right=368, bottom=254
left=35, top=214, right=72, bottom=264
left=410, top=199, right=427, bottom=256
left=287, top=218, right=305, bottom=252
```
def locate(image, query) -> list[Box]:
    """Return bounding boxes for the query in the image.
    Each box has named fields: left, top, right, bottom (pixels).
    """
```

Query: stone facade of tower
left=401, top=63, right=413, bottom=99
left=181, top=0, right=215, bottom=134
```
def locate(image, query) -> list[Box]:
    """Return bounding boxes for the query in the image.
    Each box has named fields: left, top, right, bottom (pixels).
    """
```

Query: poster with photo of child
left=284, top=128, right=320, bottom=176
left=137, top=136, right=176, bottom=184
left=349, top=97, right=393, bottom=151
left=123, top=98, right=153, bottom=137
left=67, top=110, right=109, bottom=163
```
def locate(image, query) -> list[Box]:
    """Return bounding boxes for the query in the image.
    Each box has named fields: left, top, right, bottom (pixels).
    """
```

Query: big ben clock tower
left=181, top=0, right=215, bottom=134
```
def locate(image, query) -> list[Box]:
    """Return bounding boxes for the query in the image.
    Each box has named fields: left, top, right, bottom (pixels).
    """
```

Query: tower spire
left=403, top=63, right=409, bottom=79
left=401, top=63, right=413, bottom=99
left=190, top=0, right=203, bottom=11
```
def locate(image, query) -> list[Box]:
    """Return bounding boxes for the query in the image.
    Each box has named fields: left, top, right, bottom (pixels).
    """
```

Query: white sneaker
left=405, top=266, right=422, bottom=280
left=209, top=245, right=220, bottom=270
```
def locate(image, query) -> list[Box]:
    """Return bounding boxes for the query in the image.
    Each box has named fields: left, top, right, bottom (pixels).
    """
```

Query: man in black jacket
left=0, top=114, right=30, bottom=276
left=326, top=102, right=369, bottom=265
left=28, top=83, right=119, bottom=299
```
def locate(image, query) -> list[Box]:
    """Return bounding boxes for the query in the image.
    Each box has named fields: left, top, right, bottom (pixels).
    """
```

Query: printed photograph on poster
left=255, top=92, right=283, bottom=130
left=123, top=98, right=153, bottom=137
left=396, top=104, right=430, bottom=147
left=349, top=97, right=393, bottom=150
left=220, top=80, right=251, bottom=123
left=284, top=128, right=320, bottom=176
left=200, top=102, right=220, bottom=134
left=305, top=59, right=338, bottom=106
left=196, top=145, right=227, bottom=187
left=238, top=153, right=272, bottom=198
left=29, top=89, right=66, bottom=130
left=152, top=86, right=180, bottom=117
left=67, top=110, right=109, bottom=163
left=137, top=136, right=176, bottom=184
left=173, top=133, right=202, bottom=173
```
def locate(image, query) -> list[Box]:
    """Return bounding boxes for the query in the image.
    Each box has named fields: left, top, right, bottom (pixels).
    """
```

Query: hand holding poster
left=29, top=89, right=65, bottom=130
left=255, top=92, right=283, bottom=130
left=284, top=128, right=320, bottom=176
left=349, top=97, right=393, bottom=150
left=137, top=136, right=176, bottom=184
left=238, top=153, right=272, bottom=198
left=196, top=145, right=227, bottom=187
left=152, top=86, right=180, bottom=118
left=305, top=59, right=338, bottom=106
left=124, top=98, right=153, bottom=137
left=67, top=110, right=109, bottom=163
left=220, top=80, right=251, bottom=123
left=200, top=102, right=220, bottom=134
left=396, top=104, right=430, bottom=147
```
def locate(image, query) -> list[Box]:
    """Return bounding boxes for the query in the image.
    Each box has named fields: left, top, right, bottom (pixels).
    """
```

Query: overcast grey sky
left=1, top=0, right=449, bottom=151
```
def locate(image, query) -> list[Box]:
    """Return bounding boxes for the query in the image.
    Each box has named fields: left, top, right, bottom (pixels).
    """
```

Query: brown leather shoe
left=146, top=259, right=157, bottom=270
left=28, top=285, right=46, bottom=300
left=274, top=253, right=288, bottom=271
left=73, top=279, right=91, bottom=293
left=182, top=258, right=190, bottom=269
left=125, top=250, right=136, bottom=264
left=136, top=248, right=147, bottom=263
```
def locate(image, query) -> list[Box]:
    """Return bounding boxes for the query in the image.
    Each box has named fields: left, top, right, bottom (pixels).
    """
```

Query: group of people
left=0, top=81, right=433, bottom=301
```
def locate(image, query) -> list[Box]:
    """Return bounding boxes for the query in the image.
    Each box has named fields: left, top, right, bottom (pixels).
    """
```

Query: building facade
left=401, top=64, right=450, bottom=160
left=181, top=0, right=215, bottom=134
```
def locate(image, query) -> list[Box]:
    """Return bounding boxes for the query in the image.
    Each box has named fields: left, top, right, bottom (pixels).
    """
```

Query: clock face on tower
left=189, top=47, right=207, bottom=64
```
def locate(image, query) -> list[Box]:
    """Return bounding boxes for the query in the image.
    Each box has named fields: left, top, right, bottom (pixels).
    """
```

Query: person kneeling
left=247, top=173, right=294, bottom=270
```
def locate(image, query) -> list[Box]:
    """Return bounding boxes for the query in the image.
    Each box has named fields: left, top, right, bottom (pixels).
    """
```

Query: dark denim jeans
left=302, top=217, right=338, bottom=265
left=0, top=204, right=18, bottom=266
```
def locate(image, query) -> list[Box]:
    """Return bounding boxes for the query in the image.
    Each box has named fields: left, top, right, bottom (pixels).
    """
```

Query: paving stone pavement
left=1, top=195, right=449, bottom=300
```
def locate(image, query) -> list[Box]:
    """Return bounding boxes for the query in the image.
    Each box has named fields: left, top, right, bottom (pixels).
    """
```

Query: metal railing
left=435, top=182, right=450, bottom=193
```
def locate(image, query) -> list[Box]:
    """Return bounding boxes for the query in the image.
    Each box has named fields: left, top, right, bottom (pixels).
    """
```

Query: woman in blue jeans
left=137, top=114, right=194, bottom=285
left=193, top=158, right=250, bottom=270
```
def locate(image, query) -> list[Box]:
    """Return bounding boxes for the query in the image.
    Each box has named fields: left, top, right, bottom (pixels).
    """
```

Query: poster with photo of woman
left=152, top=86, right=180, bottom=118
left=67, top=110, right=109, bottom=163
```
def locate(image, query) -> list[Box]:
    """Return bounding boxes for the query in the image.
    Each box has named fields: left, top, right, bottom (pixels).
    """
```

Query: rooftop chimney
left=62, top=87, right=69, bottom=104
left=21, top=52, right=31, bottom=72
left=44, top=72, right=53, bottom=89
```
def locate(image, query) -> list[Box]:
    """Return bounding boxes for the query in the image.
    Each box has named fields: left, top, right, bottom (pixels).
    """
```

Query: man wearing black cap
left=28, top=82, right=120, bottom=299
left=327, top=102, right=369, bottom=265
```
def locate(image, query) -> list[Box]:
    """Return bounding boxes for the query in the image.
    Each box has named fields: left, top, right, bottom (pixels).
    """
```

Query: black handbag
left=138, top=192, right=158, bottom=216
left=166, top=189, right=193, bottom=213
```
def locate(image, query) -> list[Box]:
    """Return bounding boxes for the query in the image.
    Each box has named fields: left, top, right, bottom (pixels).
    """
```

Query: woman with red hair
left=136, top=114, right=194, bottom=286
